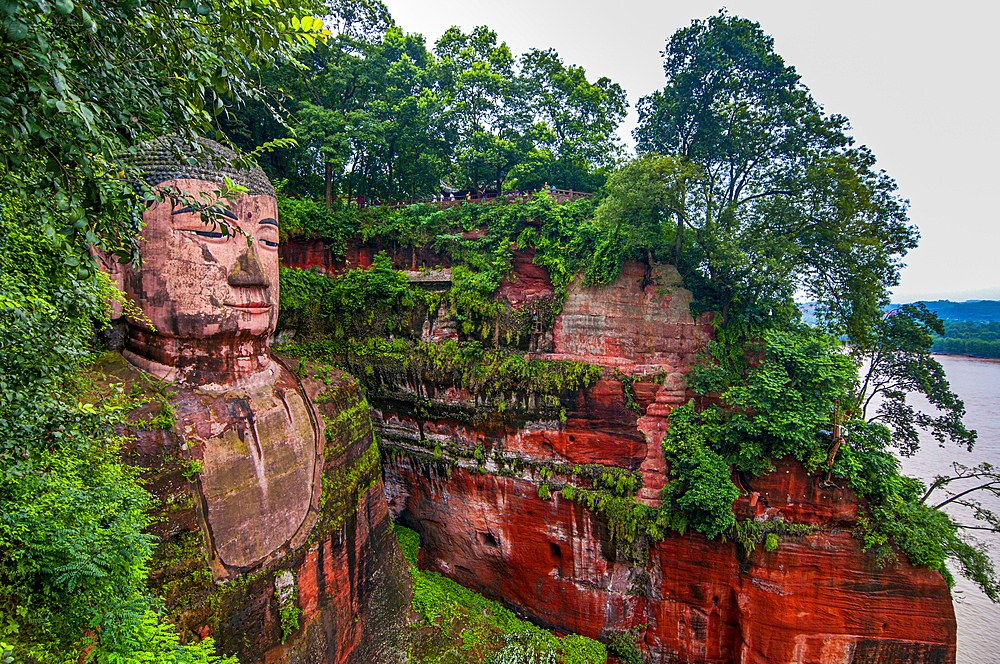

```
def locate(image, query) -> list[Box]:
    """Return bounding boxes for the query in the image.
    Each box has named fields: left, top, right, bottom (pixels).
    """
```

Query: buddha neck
left=123, top=325, right=277, bottom=392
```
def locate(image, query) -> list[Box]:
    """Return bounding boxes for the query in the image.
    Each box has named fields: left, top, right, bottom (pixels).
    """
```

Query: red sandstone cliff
left=373, top=258, right=956, bottom=664
left=385, top=458, right=955, bottom=664
left=278, top=242, right=958, bottom=663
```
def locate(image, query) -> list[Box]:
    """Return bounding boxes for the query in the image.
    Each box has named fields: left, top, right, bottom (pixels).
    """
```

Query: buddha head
left=121, top=136, right=281, bottom=388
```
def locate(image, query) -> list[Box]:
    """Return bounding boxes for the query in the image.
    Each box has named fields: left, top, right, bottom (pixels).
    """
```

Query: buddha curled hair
left=127, top=135, right=275, bottom=197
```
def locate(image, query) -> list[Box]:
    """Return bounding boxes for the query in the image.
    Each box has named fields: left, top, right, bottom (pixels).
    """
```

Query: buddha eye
left=257, top=218, right=279, bottom=250
left=184, top=229, right=228, bottom=239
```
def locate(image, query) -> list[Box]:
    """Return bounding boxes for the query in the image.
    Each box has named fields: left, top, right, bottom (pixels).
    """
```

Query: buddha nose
left=228, top=247, right=271, bottom=288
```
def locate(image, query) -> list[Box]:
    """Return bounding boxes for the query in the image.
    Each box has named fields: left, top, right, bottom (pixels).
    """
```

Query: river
left=892, top=355, right=1000, bottom=664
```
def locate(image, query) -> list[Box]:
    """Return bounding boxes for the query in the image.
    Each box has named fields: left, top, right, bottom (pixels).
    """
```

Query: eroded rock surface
left=278, top=212, right=958, bottom=663
left=370, top=256, right=956, bottom=664
left=386, top=458, right=955, bottom=664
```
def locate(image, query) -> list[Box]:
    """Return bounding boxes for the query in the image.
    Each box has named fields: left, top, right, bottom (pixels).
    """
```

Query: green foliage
left=180, top=459, right=204, bottom=481
left=607, top=629, right=643, bottom=664
left=536, top=483, right=551, bottom=500
left=628, top=10, right=916, bottom=341
left=395, top=525, right=420, bottom=567
left=1, top=0, right=323, bottom=277
left=494, top=632, right=556, bottom=664
left=513, top=48, right=627, bottom=192
left=86, top=610, right=239, bottom=664
left=725, top=328, right=856, bottom=470
left=658, top=328, right=852, bottom=539
left=590, top=155, right=701, bottom=277
left=0, top=0, right=325, bottom=653
left=278, top=338, right=602, bottom=409
left=226, top=17, right=625, bottom=202
left=0, top=198, right=164, bottom=656
left=275, top=573, right=300, bottom=645
left=277, top=252, right=436, bottom=339
left=145, top=401, right=176, bottom=430
left=660, top=423, right=739, bottom=539
left=276, top=196, right=360, bottom=248
left=734, top=519, right=816, bottom=555
left=394, top=525, right=605, bottom=664
left=937, top=320, right=1000, bottom=341
left=556, top=485, right=658, bottom=548
left=853, top=304, right=976, bottom=455
left=275, top=194, right=610, bottom=346
left=616, top=371, right=642, bottom=414
left=932, top=337, right=1000, bottom=358
left=665, top=324, right=997, bottom=598
left=595, top=467, right=642, bottom=496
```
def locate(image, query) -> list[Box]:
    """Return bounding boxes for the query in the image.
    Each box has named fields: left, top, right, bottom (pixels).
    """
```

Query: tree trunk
left=675, top=211, right=684, bottom=262
left=324, top=162, right=334, bottom=210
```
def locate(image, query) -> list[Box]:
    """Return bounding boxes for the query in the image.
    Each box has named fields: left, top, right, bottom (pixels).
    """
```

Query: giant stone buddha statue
left=117, top=136, right=322, bottom=574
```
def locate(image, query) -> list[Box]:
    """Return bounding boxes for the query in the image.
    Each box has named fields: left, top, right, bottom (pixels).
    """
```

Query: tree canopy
left=222, top=19, right=627, bottom=204
left=602, top=11, right=993, bottom=600
left=599, top=10, right=918, bottom=339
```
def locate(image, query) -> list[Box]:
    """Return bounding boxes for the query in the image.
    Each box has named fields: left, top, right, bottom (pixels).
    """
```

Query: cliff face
left=275, top=239, right=958, bottom=662
left=97, top=354, right=411, bottom=664
left=386, top=459, right=955, bottom=664
left=338, top=254, right=956, bottom=664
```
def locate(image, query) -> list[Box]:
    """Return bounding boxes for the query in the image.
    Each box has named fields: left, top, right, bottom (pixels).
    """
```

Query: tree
left=435, top=25, right=532, bottom=194
left=357, top=28, right=448, bottom=200
left=0, top=0, right=328, bottom=657
left=292, top=9, right=392, bottom=206
left=853, top=304, right=976, bottom=456
left=626, top=10, right=917, bottom=337
left=1, top=0, right=327, bottom=267
left=514, top=48, right=627, bottom=191
left=615, top=11, right=996, bottom=600
left=232, top=12, right=452, bottom=205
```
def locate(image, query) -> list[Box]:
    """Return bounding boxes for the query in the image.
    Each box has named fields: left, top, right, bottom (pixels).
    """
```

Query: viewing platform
left=332, top=187, right=595, bottom=211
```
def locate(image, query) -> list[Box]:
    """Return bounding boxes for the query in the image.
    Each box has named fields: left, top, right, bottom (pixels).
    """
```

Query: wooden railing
left=369, top=187, right=595, bottom=210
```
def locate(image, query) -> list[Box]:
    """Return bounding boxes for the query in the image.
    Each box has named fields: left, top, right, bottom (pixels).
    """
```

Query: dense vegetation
left=276, top=192, right=618, bottom=342
left=0, top=0, right=323, bottom=660
left=222, top=18, right=627, bottom=203
left=274, top=11, right=998, bottom=604
left=2, top=0, right=997, bottom=662
left=931, top=320, right=1000, bottom=358
left=0, top=201, right=241, bottom=660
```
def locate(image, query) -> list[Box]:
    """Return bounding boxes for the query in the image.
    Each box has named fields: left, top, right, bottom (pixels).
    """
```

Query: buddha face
left=125, top=178, right=280, bottom=342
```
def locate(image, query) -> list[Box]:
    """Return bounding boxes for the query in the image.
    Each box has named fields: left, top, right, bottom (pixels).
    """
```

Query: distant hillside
left=796, top=299, right=1000, bottom=329
left=888, top=300, right=1000, bottom=322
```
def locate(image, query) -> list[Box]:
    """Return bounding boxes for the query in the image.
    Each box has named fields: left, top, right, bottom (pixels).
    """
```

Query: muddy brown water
left=892, top=355, right=1000, bottom=663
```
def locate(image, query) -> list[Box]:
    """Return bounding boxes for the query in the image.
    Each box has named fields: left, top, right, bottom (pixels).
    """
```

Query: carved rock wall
left=100, top=355, right=411, bottom=663
left=374, top=255, right=957, bottom=664
left=279, top=238, right=452, bottom=275
left=551, top=261, right=714, bottom=372
left=279, top=232, right=957, bottom=663
left=384, top=445, right=956, bottom=664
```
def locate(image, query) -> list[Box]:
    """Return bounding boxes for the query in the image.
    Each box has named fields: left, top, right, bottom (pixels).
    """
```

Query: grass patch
left=394, top=526, right=605, bottom=664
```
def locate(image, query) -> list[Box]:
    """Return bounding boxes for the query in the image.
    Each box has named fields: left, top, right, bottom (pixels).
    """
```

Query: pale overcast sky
left=382, top=0, right=999, bottom=303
